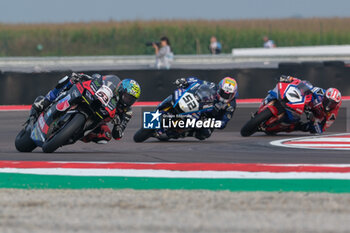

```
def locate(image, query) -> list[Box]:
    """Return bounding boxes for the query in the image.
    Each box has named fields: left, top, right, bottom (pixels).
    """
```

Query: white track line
left=2, top=168, right=350, bottom=179
left=270, top=133, right=350, bottom=150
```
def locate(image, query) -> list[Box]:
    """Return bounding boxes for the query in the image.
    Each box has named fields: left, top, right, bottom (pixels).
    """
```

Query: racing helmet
left=323, top=88, right=341, bottom=112
left=117, top=79, right=141, bottom=107
left=217, top=77, right=238, bottom=103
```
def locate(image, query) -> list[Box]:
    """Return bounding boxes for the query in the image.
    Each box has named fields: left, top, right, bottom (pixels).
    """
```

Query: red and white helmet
left=217, top=77, right=238, bottom=103
left=323, top=88, right=341, bottom=111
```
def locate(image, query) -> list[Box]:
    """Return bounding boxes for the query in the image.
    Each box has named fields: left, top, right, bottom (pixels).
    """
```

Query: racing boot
left=194, top=128, right=213, bottom=140
left=157, top=133, right=170, bottom=141
left=81, top=124, right=112, bottom=144
left=294, top=122, right=312, bottom=132
left=165, top=130, right=182, bottom=139
left=155, top=129, right=170, bottom=141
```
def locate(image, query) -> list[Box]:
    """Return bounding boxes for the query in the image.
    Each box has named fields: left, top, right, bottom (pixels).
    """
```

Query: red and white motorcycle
left=241, top=78, right=313, bottom=136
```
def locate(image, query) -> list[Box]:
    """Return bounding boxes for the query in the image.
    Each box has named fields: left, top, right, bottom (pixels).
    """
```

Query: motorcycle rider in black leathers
left=30, top=72, right=141, bottom=143
left=173, top=76, right=238, bottom=140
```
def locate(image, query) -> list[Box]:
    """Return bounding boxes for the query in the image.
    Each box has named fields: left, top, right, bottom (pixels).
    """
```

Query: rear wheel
left=42, top=113, right=85, bottom=153
left=240, top=109, right=273, bottom=137
left=133, top=128, right=155, bottom=143
left=15, top=128, right=37, bottom=152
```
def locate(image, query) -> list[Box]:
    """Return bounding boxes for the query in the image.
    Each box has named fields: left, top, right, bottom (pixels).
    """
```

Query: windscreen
left=195, top=84, right=215, bottom=103
left=95, top=75, right=120, bottom=106
left=297, top=81, right=312, bottom=96
left=102, top=75, right=120, bottom=94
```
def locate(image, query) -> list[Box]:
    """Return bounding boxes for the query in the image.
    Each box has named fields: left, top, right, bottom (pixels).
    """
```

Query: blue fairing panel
left=173, top=89, right=183, bottom=103
left=284, top=109, right=301, bottom=123
left=268, top=90, right=278, bottom=99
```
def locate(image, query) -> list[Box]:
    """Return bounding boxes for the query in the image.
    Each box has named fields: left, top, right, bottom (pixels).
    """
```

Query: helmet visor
left=121, top=92, right=137, bottom=106
left=218, top=88, right=235, bottom=101
left=323, top=98, right=337, bottom=111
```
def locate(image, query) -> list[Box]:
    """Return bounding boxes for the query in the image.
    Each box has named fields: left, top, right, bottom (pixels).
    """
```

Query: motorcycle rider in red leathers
left=273, top=75, right=342, bottom=134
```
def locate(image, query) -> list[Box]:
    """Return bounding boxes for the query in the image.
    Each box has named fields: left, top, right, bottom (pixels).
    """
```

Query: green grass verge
left=2, top=173, right=350, bottom=192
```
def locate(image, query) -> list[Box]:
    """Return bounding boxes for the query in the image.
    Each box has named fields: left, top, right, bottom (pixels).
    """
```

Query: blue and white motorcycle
left=133, top=82, right=216, bottom=142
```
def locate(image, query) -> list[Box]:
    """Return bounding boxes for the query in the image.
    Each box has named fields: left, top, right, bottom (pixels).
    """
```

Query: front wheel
left=15, top=128, right=37, bottom=152
left=240, top=109, right=273, bottom=137
left=133, top=128, right=155, bottom=143
left=42, top=113, right=85, bottom=153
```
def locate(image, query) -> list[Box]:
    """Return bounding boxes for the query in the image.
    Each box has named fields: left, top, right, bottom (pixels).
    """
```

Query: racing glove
left=111, top=110, right=133, bottom=140
left=70, top=73, right=81, bottom=83
left=279, top=75, right=292, bottom=83
left=70, top=73, right=92, bottom=83
left=212, top=102, right=225, bottom=115
left=174, top=78, right=188, bottom=88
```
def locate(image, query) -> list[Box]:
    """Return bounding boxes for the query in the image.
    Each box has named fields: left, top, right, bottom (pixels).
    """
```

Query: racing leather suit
left=31, top=73, right=132, bottom=143
left=303, top=86, right=341, bottom=133
left=174, top=77, right=237, bottom=140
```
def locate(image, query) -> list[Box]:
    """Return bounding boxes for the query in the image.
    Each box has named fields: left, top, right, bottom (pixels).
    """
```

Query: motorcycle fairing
left=173, top=83, right=197, bottom=107
left=29, top=79, right=117, bottom=147
left=56, top=94, right=71, bottom=111
left=30, top=113, right=47, bottom=146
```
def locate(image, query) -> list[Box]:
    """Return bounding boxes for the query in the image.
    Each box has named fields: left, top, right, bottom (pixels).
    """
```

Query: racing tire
left=133, top=128, right=155, bottom=143
left=240, top=109, right=273, bottom=137
left=42, top=113, right=85, bottom=153
left=15, top=128, right=37, bottom=152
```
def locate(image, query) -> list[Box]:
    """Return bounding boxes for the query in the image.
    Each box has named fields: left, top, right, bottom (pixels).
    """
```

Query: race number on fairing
left=96, top=85, right=113, bottom=106
left=178, top=92, right=199, bottom=112
left=285, top=86, right=303, bottom=103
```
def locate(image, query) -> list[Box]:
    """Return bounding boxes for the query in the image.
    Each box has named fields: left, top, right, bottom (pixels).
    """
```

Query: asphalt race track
left=1, top=102, right=350, bottom=164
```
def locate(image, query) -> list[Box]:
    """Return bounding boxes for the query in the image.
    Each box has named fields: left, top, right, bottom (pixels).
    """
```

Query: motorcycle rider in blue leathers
left=173, top=76, right=238, bottom=140
left=30, top=72, right=141, bottom=143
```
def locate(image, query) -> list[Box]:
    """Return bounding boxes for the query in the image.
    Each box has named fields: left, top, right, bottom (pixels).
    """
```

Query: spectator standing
left=209, top=36, right=222, bottom=54
left=263, top=36, right=276, bottom=48
left=153, top=36, right=173, bottom=69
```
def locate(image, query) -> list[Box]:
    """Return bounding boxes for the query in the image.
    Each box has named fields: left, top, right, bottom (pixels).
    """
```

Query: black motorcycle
left=15, top=76, right=120, bottom=153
